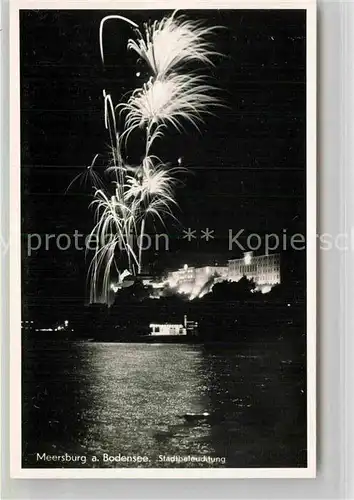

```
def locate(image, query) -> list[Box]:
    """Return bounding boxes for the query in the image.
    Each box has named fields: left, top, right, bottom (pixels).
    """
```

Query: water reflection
left=80, top=343, right=214, bottom=467
left=22, top=341, right=94, bottom=463
left=22, top=341, right=306, bottom=468
left=199, top=342, right=306, bottom=467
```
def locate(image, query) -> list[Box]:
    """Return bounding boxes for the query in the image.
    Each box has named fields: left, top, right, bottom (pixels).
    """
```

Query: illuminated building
left=166, top=264, right=228, bottom=298
left=227, top=252, right=280, bottom=290
left=112, top=254, right=281, bottom=301
left=195, top=265, right=228, bottom=283
left=167, top=264, right=196, bottom=287
left=167, top=264, right=228, bottom=286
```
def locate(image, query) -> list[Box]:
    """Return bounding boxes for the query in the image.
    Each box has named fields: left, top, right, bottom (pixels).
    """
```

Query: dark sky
left=20, top=9, right=306, bottom=309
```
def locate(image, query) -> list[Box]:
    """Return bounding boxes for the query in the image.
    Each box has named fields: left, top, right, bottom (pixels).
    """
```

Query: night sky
left=20, top=9, right=306, bottom=312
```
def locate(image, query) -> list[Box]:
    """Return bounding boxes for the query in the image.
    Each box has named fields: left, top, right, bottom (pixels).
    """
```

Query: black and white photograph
left=10, top=0, right=316, bottom=478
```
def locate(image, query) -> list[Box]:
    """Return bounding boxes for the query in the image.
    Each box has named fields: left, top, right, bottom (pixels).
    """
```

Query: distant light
left=136, top=71, right=141, bottom=77
left=287, top=303, right=291, bottom=307
left=64, top=320, right=69, bottom=327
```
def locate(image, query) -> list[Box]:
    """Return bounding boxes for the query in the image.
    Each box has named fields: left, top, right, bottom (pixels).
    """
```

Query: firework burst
left=125, top=157, right=176, bottom=203
left=128, top=12, right=220, bottom=77
left=119, top=74, right=219, bottom=134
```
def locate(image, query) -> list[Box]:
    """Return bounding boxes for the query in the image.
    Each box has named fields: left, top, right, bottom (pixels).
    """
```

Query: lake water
left=22, top=341, right=306, bottom=468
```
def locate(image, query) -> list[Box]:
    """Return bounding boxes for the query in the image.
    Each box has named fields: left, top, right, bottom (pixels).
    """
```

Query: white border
left=9, top=0, right=316, bottom=479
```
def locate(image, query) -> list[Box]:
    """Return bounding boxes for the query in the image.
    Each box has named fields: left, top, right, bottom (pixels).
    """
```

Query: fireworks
left=70, top=11, right=224, bottom=304
left=121, top=74, right=219, bottom=133
left=127, top=12, right=219, bottom=77
left=99, top=15, right=138, bottom=64
left=65, top=154, right=104, bottom=193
